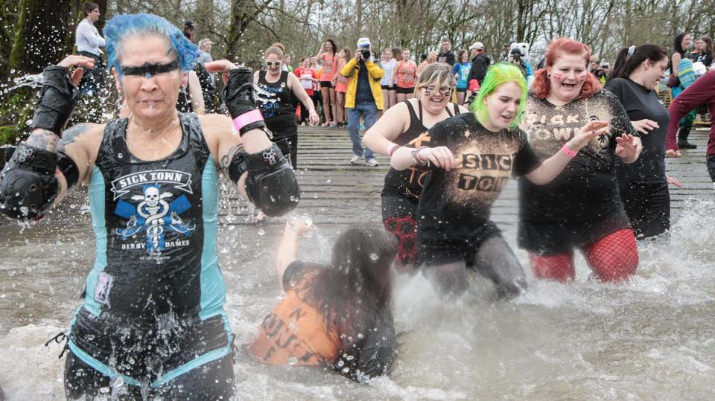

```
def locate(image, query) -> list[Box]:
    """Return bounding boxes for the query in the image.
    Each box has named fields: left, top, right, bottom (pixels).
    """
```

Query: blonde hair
left=414, top=62, right=455, bottom=97
left=265, top=46, right=284, bottom=59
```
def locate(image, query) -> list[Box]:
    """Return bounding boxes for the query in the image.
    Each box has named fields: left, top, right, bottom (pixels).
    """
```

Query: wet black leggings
left=64, top=350, right=235, bottom=400
left=423, top=236, right=527, bottom=299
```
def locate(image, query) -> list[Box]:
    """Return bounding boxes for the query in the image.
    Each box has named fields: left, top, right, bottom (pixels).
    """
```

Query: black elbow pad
left=0, top=143, right=59, bottom=220
left=229, top=144, right=300, bottom=217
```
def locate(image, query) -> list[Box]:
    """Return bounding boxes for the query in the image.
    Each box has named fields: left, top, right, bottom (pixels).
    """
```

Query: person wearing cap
left=339, top=37, right=385, bottom=167
left=466, top=41, right=490, bottom=99
left=589, top=55, right=600, bottom=72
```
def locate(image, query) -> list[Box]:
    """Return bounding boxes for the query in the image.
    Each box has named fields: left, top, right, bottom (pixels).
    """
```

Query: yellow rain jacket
left=340, top=58, right=385, bottom=110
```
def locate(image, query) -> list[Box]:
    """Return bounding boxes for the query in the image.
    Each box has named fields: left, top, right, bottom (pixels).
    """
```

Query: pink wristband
left=386, top=143, right=399, bottom=157
left=561, top=144, right=577, bottom=158
left=232, top=109, right=264, bottom=133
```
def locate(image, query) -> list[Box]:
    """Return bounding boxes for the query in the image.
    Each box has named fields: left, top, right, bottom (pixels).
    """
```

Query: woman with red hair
left=519, top=38, right=642, bottom=283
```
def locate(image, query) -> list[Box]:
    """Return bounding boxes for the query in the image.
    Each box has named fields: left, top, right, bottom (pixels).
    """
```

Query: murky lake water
left=0, top=192, right=712, bottom=401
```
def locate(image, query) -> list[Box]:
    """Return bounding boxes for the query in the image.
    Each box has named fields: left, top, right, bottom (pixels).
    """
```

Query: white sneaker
left=350, top=155, right=362, bottom=165
left=365, top=158, right=379, bottom=167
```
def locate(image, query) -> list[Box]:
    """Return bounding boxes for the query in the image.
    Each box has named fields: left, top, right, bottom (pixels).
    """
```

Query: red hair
left=531, top=37, right=602, bottom=100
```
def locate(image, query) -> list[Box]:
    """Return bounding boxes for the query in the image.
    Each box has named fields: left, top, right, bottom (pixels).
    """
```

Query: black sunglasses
left=265, top=61, right=281, bottom=67
left=121, top=60, right=179, bottom=78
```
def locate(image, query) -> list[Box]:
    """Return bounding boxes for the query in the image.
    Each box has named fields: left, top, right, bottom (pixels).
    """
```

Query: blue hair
left=104, top=13, right=199, bottom=75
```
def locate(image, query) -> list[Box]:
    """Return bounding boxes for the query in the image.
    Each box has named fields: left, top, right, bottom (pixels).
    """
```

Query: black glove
left=31, top=66, right=80, bottom=135
left=223, top=67, right=266, bottom=136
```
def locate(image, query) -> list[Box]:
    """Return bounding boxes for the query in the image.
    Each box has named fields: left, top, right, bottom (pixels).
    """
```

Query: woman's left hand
left=615, top=133, right=639, bottom=160
left=308, top=110, right=320, bottom=125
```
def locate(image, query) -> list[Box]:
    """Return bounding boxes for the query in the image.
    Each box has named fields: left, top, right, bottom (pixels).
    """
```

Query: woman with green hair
left=388, top=63, right=609, bottom=297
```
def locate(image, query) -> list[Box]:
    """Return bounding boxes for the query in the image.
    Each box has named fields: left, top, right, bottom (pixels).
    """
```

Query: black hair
left=301, top=225, right=397, bottom=377
left=83, top=2, right=98, bottom=17
left=325, top=39, right=338, bottom=55
left=673, top=32, right=688, bottom=56
left=611, top=44, right=668, bottom=80
left=701, top=36, right=713, bottom=55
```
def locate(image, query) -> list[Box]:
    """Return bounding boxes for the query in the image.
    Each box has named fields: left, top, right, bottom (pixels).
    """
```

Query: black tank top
left=256, top=70, right=297, bottom=136
left=382, top=100, right=460, bottom=201
left=87, top=113, right=224, bottom=320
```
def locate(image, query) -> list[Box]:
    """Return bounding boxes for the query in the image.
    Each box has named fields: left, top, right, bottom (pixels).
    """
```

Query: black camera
left=361, top=48, right=371, bottom=59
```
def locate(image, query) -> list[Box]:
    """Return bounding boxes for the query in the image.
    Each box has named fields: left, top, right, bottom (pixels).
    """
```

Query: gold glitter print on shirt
left=521, top=94, right=618, bottom=164
left=447, top=129, right=521, bottom=207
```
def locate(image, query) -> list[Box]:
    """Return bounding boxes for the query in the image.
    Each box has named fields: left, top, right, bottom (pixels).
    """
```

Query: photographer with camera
left=507, top=47, right=532, bottom=83
left=339, top=37, right=385, bottom=166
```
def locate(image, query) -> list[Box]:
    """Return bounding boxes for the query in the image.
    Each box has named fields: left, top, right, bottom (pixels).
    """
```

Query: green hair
left=470, top=63, right=528, bottom=129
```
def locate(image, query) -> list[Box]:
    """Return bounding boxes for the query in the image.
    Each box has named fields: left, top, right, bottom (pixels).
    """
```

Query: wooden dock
left=221, top=125, right=713, bottom=231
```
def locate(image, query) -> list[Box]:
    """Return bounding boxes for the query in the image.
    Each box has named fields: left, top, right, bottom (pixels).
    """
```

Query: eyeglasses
left=265, top=61, right=281, bottom=67
left=423, top=86, right=452, bottom=96
left=121, top=60, right=179, bottom=78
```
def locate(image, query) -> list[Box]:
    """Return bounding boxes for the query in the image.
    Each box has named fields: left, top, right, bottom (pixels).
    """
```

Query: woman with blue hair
left=386, top=63, right=609, bottom=297
left=0, top=13, right=299, bottom=399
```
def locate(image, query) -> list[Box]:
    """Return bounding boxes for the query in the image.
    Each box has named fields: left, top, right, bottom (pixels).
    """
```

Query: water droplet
left=288, top=357, right=298, bottom=365
left=257, top=228, right=265, bottom=236
left=112, top=376, right=124, bottom=388
left=369, top=253, right=378, bottom=261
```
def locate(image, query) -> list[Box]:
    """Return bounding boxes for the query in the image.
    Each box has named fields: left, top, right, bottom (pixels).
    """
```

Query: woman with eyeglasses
left=0, top=13, right=299, bottom=399
left=387, top=63, right=608, bottom=297
left=254, top=46, right=319, bottom=167
left=364, top=63, right=469, bottom=272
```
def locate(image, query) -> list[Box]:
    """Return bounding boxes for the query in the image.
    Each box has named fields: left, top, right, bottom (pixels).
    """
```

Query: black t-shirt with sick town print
left=518, top=91, right=637, bottom=224
left=417, top=113, right=540, bottom=243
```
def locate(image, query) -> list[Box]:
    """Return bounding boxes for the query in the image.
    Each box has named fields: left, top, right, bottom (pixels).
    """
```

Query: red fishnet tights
left=530, top=229, right=639, bottom=282
left=383, top=215, right=418, bottom=272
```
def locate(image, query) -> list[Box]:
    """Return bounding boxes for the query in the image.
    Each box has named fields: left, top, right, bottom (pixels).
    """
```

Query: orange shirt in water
left=248, top=263, right=340, bottom=367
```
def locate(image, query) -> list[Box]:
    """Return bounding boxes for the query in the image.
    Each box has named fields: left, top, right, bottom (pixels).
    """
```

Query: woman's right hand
left=416, top=146, right=457, bottom=171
